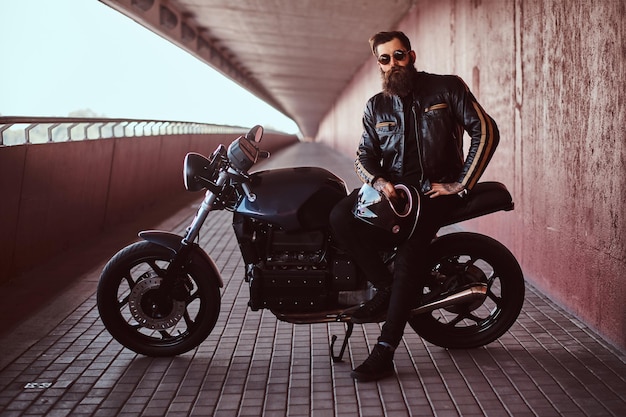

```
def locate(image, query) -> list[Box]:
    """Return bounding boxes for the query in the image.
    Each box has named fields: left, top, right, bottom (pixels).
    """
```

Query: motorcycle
left=97, top=125, right=524, bottom=361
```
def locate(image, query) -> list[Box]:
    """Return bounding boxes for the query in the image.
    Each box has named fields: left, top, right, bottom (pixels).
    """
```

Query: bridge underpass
left=0, top=0, right=624, bottom=414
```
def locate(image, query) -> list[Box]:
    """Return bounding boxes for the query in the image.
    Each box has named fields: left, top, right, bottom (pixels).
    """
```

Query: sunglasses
left=377, top=49, right=409, bottom=65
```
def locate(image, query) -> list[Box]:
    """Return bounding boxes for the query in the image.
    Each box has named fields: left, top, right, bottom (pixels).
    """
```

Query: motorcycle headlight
left=183, top=152, right=214, bottom=192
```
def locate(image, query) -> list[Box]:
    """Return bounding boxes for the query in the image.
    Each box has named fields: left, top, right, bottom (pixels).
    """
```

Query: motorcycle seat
left=441, top=181, right=514, bottom=226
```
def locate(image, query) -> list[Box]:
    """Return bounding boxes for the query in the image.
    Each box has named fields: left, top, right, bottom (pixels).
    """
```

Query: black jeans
left=329, top=188, right=459, bottom=348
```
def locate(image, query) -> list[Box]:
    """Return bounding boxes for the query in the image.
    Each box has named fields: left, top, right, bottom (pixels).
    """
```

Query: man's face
left=376, top=38, right=417, bottom=97
left=375, top=38, right=414, bottom=73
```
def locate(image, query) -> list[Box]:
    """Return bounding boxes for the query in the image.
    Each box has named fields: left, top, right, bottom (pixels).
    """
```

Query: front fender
left=139, top=230, right=224, bottom=288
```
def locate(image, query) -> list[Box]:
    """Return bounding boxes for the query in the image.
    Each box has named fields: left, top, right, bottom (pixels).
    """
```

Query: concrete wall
left=0, top=132, right=297, bottom=284
left=316, top=0, right=625, bottom=350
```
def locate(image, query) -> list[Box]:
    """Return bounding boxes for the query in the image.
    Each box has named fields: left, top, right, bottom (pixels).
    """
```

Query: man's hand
left=425, top=182, right=464, bottom=198
left=373, top=177, right=399, bottom=202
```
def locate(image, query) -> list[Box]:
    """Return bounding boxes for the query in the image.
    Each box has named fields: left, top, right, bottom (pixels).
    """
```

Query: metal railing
left=0, top=116, right=251, bottom=146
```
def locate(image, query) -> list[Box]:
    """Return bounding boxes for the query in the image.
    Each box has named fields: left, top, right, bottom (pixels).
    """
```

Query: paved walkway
left=0, top=142, right=624, bottom=416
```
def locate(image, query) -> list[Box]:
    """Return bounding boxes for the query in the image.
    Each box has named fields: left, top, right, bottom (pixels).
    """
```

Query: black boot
left=351, top=343, right=395, bottom=381
left=351, top=286, right=391, bottom=324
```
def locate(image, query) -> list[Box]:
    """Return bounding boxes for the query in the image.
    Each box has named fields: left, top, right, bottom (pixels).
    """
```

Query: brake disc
left=128, top=275, right=186, bottom=330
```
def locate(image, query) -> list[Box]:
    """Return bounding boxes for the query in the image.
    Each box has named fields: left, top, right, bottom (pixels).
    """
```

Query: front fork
left=160, top=244, right=194, bottom=301
left=158, top=170, right=231, bottom=300
left=182, top=170, right=230, bottom=245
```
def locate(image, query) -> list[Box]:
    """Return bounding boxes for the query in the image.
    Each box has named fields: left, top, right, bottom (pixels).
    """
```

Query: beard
left=381, top=64, right=418, bottom=97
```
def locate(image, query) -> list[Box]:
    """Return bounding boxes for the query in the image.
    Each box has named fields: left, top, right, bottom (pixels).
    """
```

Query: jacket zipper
left=411, top=101, right=425, bottom=185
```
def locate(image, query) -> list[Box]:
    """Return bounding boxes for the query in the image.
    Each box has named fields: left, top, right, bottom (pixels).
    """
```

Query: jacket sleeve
left=452, top=76, right=500, bottom=191
left=354, top=98, right=385, bottom=185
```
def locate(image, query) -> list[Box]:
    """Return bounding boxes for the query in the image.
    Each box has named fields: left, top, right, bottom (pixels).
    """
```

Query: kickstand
left=330, top=322, right=354, bottom=363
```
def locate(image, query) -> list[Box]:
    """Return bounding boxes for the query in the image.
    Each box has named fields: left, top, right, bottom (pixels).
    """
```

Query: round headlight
left=183, top=152, right=212, bottom=192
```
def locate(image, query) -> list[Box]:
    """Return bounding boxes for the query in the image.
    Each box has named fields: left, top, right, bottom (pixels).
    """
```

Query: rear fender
left=139, top=230, right=224, bottom=287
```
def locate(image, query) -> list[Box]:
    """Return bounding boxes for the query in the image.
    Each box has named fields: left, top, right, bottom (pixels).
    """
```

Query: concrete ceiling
left=99, top=0, right=416, bottom=138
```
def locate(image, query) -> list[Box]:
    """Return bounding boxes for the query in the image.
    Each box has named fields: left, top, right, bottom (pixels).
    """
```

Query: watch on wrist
left=457, top=188, right=468, bottom=198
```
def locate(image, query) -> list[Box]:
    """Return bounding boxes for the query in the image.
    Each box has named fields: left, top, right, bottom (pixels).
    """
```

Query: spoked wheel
left=409, top=232, right=524, bottom=349
left=97, top=241, right=221, bottom=356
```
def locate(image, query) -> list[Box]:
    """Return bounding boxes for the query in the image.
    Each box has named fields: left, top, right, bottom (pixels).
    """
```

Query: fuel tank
left=235, top=167, right=348, bottom=231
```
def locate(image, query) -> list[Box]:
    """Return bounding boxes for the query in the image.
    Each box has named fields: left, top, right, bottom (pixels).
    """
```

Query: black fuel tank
left=235, top=167, right=348, bottom=231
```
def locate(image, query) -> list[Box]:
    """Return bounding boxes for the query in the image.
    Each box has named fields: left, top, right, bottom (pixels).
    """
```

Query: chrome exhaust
left=410, top=283, right=487, bottom=316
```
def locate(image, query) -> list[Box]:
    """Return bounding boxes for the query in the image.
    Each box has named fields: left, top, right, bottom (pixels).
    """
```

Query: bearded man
left=329, top=31, right=499, bottom=381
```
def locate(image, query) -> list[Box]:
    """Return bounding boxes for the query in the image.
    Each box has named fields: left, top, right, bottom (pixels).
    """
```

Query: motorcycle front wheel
left=97, top=241, right=221, bottom=356
left=409, top=232, right=524, bottom=349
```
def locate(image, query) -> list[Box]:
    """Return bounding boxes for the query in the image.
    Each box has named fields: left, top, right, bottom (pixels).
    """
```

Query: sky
left=0, top=0, right=299, bottom=134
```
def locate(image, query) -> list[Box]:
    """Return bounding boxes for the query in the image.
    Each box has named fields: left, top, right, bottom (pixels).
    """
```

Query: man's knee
left=329, top=191, right=358, bottom=233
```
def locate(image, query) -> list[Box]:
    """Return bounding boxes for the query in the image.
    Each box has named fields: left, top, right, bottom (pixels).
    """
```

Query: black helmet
left=352, top=183, right=421, bottom=241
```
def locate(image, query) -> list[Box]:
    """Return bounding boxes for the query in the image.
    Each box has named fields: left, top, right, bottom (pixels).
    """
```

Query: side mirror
left=245, top=125, right=264, bottom=143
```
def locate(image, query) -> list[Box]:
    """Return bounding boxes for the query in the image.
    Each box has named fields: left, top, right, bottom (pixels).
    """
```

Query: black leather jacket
left=355, top=72, right=499, bottom=192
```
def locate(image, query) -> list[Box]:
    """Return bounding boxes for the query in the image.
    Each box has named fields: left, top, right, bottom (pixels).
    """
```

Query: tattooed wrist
left=373, top=177, right=389, bottom=192
left=443, top=182, right=464, bottom=193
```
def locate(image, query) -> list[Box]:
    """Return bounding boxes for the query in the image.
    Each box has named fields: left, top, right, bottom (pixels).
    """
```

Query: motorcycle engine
left=265, top=229, right=325, bottom=266
left=233, top=215, right=360, bottom=312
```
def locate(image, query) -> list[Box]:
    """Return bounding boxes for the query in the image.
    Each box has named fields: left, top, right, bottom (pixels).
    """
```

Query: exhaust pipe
left=410, top=283, right=487, bottom=316
left=274, top=283, right=488, bottom=324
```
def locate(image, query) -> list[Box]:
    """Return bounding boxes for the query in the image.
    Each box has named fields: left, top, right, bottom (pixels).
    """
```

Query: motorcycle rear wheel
left=409, top=232, right=524, bottom=349
left=97, top=241, right=221, bottom=356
